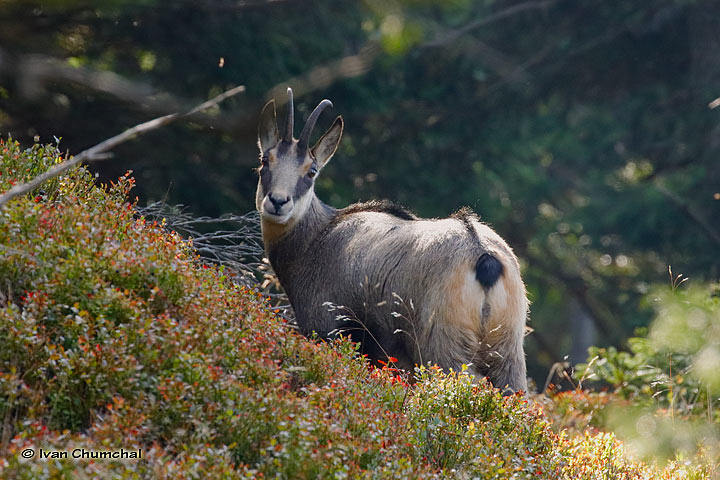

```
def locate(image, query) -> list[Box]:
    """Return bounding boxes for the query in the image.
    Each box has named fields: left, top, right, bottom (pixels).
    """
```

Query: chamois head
left=256, top=87, right=343, bottom=226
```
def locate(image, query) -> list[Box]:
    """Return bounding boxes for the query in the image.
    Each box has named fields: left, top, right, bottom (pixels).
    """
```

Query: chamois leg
left=476, top=253, right=528, bottom=394
left=482, top=329, right=527, bottom=394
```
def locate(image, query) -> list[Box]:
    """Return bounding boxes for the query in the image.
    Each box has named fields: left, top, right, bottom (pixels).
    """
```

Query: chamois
left=255, top=88, right=528, bottom=393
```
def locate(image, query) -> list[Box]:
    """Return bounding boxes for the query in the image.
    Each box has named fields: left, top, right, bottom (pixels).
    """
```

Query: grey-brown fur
left=254, top=88, right=528, bottom=393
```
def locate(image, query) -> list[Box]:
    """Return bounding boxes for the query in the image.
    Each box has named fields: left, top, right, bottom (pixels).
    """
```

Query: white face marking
left=256, top=143, right=315, bottom=226
left=260, top=188, right=313, bottom=227
left=261, top=199, right=294, bottom=224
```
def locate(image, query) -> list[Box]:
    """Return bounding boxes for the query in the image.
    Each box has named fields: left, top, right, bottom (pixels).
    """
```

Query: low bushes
left=0, top=139, right=714, bottom=478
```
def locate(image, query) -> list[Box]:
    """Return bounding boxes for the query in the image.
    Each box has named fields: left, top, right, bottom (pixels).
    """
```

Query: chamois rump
left=255, top=88, right=528, bottom=393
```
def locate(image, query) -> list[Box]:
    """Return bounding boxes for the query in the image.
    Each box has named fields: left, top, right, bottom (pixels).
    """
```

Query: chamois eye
left=308, top=166, right=318, bottom=179
left=261, top=155, right=268, bottom=166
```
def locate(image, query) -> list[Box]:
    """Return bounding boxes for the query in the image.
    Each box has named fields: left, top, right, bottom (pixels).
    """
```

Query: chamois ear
left=311, top=116, right=343, bottom=168
left=258, top=99, right=279, bottom=153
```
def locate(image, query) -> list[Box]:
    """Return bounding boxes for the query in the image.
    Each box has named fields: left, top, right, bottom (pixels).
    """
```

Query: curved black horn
left=299, top=99, right=333, bottom=147
left=283, top=87, right=294, bottom=142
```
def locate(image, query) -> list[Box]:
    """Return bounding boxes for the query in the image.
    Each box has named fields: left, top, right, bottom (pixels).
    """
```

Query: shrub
left=572, top=281, right=720, bottom=464
left=0, top=138, right=714, bottom=478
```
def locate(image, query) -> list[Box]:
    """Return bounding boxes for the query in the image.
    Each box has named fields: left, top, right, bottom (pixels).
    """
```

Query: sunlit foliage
left=1, top=139, right=714, bottom=477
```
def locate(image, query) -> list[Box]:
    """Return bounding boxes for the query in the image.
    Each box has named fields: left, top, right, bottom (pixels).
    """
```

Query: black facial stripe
left=260, top=165, right=272, bottom=194
left=276, top=141, right=291, bottom=157
left=293, top=174, right=313, bottom=200
left=296, top=142, right=309, bottom=164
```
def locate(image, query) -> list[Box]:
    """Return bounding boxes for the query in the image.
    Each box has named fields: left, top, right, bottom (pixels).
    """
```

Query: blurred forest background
left=1, top=0, right=719, bottom=384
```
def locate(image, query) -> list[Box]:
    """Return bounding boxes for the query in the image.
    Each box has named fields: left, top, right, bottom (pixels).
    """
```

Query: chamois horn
left=299, top=99, right=333, bottom=147
left=283, top=87, right=294, bottom=142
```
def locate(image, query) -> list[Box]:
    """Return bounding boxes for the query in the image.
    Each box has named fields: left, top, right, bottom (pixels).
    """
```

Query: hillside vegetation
left=0, top=140, right=714, bottom=478
left=4, top=1, right=720, bottom=385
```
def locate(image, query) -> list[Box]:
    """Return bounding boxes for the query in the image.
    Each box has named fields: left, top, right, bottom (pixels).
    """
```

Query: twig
left=654, top=180, right=720, bottom=249
left=0, top=85, right=245, bottom=208
left=264, top=42, right=381, bottom=103
left=542, top=361, right=574, bottom=393
left=423, top=0, right=555, bottom=47
left=184, top=85, right=246, bottom=116
left=135, top=203, right=294, bottom=319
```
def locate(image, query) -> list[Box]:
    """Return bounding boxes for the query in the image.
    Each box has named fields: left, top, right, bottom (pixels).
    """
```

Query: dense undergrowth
left=0, top=139, right=715, bottom=478
left=570, top=281, right=720, bottom=466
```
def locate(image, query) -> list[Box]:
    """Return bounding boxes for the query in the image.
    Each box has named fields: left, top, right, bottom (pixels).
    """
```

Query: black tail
left=475, top=253, right=503, bottom=289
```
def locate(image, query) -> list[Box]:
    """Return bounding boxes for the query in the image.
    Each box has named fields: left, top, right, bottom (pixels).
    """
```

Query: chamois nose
left=268, top=193, right=290, bottom=211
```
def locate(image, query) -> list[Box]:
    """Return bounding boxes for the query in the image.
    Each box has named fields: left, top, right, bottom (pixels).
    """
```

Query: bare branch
left=264, top=42, right=382, bottom=104
left=1, top=2, right=554, bottom=148
left=654, top=180, right=720, bottom=249
left=8, top=49, right=181, bottom=112
left=0, top=48, right=244, bottom=131
left=180, top=0, right=297, bottom=11
left=267, top=2, right=554, bottom=101
left=423, top=0, right=556, bottom=48
left=136, top=203, right=294, bottom=320
left=445, top=38, right=535, bottom=90
left=416, top=1, right=557, bottom=96
left=1, top=41, right=380, bottom=138
left=0, top=85, right=245, bottom=208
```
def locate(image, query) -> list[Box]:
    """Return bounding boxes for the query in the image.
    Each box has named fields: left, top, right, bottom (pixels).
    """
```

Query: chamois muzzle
left=268, top=193, right=290, bottom=212
left=262, top=192, right=294, bottom=223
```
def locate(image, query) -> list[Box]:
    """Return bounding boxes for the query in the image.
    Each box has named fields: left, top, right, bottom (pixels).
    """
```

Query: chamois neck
left=263, top=196, right=336, bottom=286
left=261, top=195, right=336, bottom=249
